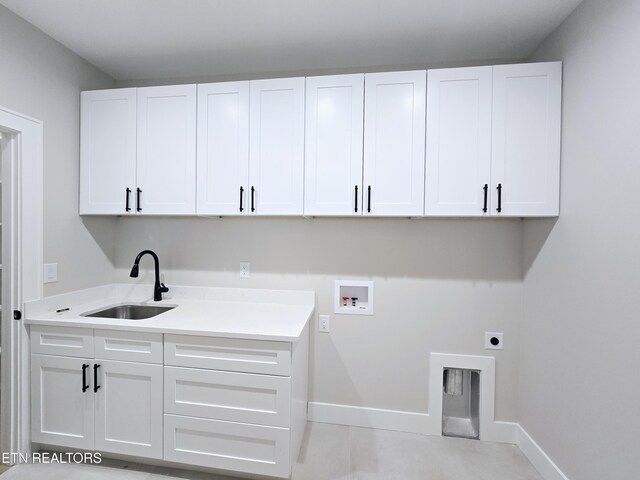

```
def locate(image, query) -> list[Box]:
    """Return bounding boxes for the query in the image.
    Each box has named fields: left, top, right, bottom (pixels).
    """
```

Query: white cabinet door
left=304, top=74, right=364, bottom=216
left=249, top=78, right=305, bottom=215
left=80, top=88, right=137, bottom=215
left=197, top=82, right=250, bottom=215
left=137, top=84, right=197, bottom=215
left=363, top=71, right=426, bottom=216
left=425, top=67, right=493, bottom=216
left=31, top=354, right=95, bottom=449
left=491, top=62, right=562, bottom=217
left=94, top=360, right=163, bottom=459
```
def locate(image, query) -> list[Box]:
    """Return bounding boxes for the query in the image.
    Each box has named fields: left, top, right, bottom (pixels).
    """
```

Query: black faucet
left=129, top=250, right=169, bottom=301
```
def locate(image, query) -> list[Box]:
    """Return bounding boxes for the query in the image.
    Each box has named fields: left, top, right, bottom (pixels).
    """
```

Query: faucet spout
left=130, top=250, right=169, bottom=301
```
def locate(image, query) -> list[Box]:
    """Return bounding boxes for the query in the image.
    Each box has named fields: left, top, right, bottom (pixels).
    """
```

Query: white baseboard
left=307, top=403, right=569, bottom=480
left=516, top=425, right=570, bottom=480
left=307, top=402, right=516, bottom=442
left=486, top=420, right=519, bottom=444
left=308, top=402, right=431, bottom=435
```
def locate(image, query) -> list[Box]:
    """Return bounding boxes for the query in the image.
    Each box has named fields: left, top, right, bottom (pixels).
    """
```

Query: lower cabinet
left=162, top=329, right=309, bottom=478
left=30, top=327, right=164, bottom=458
left=29, top=324, right=309, bottom=479
left=31, top=355, right=163, bottom=459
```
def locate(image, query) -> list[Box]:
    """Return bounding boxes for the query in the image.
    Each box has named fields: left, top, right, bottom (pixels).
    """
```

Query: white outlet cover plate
left=318, top=315, right=330, bottom=333
left=485, top=332, right=504, bottom=350
left=43, top=263, right=58, bottom=284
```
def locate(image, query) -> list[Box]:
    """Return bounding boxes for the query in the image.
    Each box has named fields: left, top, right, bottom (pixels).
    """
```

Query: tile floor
left=0, top=423, right=543, bottom=480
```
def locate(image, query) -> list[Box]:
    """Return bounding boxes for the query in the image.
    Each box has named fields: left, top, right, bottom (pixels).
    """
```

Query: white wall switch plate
left=239, top=262, right=250, bottom=278
left=485, top=332, right=504, bottom=350
left=318, top=315, right=330, bottom=333
left=44, top=263, right=58, bottom=283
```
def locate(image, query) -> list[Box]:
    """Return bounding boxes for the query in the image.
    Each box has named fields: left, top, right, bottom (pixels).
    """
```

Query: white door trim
left=0, top=104, right=44, bottom=458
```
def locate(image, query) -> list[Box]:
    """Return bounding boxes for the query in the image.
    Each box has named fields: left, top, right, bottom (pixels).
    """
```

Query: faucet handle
left=160, top=283, right=169, bottom=293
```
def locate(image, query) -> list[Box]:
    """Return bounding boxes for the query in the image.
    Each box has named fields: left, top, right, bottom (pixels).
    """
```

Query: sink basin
left=81, top=303, right=176, bottom=320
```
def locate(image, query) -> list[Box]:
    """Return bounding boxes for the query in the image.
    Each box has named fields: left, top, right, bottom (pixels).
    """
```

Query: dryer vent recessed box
left=335, top=280, right=374, bottom=315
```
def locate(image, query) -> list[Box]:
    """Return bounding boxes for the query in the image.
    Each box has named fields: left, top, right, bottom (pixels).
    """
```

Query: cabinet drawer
left=30, top=326, right=94, bottom=358
left=164, top=414, right=290, bottom=478
left=165, top=335, right=291, bottom=376
left=165, top=367, right=290, bottom=427
left=94, top=330, right=163, bottom=364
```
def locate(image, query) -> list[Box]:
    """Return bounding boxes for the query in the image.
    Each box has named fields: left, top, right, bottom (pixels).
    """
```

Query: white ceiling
left=0, top=0, right=582, bottom=82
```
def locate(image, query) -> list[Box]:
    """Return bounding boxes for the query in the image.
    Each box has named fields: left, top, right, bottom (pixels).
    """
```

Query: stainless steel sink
left=81, top=303, right=176, bottom=320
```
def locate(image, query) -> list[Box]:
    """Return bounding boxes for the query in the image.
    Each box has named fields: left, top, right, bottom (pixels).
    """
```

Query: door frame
left=0, top=105, right=43, bottom=458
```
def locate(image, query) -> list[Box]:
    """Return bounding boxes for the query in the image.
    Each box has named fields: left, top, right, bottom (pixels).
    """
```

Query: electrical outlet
left=485, top=332, right=504, bottom=350
left=44, top=263, right=58, bottom=284
left=239, top=262, right=250, bottom=278
left=319, top=315, right=330, bottom=333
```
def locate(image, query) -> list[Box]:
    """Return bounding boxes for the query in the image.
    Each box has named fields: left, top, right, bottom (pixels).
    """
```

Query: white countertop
left=25, top=284, right=315, bottom=342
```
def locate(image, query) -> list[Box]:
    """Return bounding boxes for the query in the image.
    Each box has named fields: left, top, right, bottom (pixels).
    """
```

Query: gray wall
left=0, top=5, right=117, bottom=296
left=116, top=217, right=524, bottom=419
left=521, top=0, right=640, bottom=478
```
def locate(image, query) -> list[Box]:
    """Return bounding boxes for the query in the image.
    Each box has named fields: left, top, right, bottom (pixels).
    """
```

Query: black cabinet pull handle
left=354, top=185, right=358, bottom=213
left=93, top=364, right=101, bottom=393
left=125, top=188, right=131, bottom=212
left=251, top=186, right=255, bottom=213
left=82, top=364, right=89, bottom=393
left=482, top=184, right=488, bottom=213
left=239, top=186, right=244, bottom=212
left=496, top=184, right=502, bottom=213
left=367, top=186, right=372, bottom=213
left=136, top=188, right=142, bottom=212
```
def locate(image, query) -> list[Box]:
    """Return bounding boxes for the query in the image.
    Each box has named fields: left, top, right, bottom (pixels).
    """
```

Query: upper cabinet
left=196, top=78, right=304, bottom=216
left=196, top=81, right=250, bottom=216
left=425, top=67, right=493, bottom=216
left=249, top=78, right=305, bottom=215
left=363, top=71, right=426, bottom=216
left=305, top=71, right=426, bottom=217
left=304, top=74, right=364, bottom=216
left=425, top=61, right=561, bottom=217
left=137, top=85, right=197, bottom=215
left=80, top=85, right=197, bottom=215
left=80, top=88, right=137, bottom=215
left=80, top=62, right=561, bottom=218
left=491, top=62, right=562, bottom=217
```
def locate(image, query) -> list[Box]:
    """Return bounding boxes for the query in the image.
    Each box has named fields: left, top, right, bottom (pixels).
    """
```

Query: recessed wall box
left=334, top=280, right=374, bottom=315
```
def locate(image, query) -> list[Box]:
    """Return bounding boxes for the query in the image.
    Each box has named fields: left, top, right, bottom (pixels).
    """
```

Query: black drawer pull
left=497, top=184, right=502, bottom=213
left=354, top=185, right=359, bottom=213
left=125, top=188, right=131, bottom=212
left=93, top=364, right=101, bottom=393
left=136, top=188, right=142, bottom=212
left=482, top=184, right=488, bottom=213
left=251, top=186, right=255, bottom=213
left=239, top=186, right=244, bottom=212
left=82, top=364, right=89, bottom=393
left=367, top=186, right=371, bottom=213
